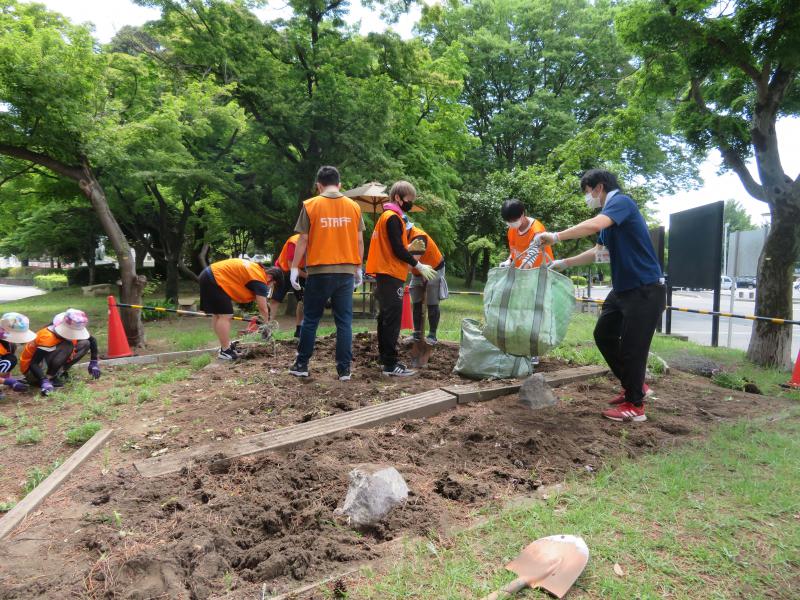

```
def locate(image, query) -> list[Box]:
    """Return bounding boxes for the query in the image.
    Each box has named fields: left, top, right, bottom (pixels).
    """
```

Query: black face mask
left=400, top=199, right=414, bottom=212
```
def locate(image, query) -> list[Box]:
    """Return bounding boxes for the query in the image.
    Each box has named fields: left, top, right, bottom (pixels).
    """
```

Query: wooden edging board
left=135, top=389, right=457, bottom=478
left=0, top=428, right=113, bottom=540
left=442, top=365, right=608, bottom=404
left=99, top=347, right=216, bottom=367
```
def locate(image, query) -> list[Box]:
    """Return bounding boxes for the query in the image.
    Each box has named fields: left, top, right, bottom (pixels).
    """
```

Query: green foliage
left=142, top=300, right=176, bottom=322
left=33, top=274, right=69, bottom=290
left=570, top=275, right=588, bottom=286
left=15, top=427, right=43, bottom=445
left=65, top=421, right=103, bottom=446
left=22, top=459, right=63, bottom=496
left=724, top=199, right=756, bottom=233
left=711, top=372, right=749, bottom=392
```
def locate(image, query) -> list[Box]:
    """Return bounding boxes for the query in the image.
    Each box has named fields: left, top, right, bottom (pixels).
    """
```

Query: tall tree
left=618, top=0, right=800, bottom=367
left=0, top=1, right=146, bottom=344
left=724, top=199, right=756, bottom=233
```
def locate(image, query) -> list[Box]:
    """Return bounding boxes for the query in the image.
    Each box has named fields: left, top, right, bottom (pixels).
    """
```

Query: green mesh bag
left=453, top=319, right=533, bottom=380
left=483, top=266, right=575, bottom=357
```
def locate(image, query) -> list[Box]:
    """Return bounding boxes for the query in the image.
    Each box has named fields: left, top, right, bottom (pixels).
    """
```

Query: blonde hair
left=389, top=180, right=416, bottom=202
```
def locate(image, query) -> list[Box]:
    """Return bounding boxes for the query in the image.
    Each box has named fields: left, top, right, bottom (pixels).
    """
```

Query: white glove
left=416, top=263, right=437, bottom=281
left=549, top=259, right=567, bottom=272
left=354, top=268, right=363, bottom=289
left=534, top=232, right=559, bottom=246
left=499, top=258, right=512, bottom=268
left=290, top=267, right=301, bottom=290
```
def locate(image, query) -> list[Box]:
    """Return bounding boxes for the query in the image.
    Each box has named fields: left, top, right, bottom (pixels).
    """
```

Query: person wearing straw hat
left=199, top=258, right=282, bottom=360
left=19, top=309, right=101, bottom=396
left=0, top=312, right=36, bottom=399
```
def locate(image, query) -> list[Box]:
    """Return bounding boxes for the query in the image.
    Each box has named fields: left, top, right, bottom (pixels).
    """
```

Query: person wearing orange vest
left=19, top=309, right=101, bottom=396
left=406, top=223, right=447, bottom=344
left=288, top=166, right=365, bottom=380
left=500, top=199, right=555, bottom=269
left=199, top=258, right=281, bottom=360
left=272, top=233, right=307, bottom=338
left=0, top=312, right=37, bottom=399
left=365, top=181, right=437, bottom=377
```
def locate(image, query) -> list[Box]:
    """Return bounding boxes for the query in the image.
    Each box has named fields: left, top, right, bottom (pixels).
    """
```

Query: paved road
left=0, top=284, right=45, bottom=304
left=585, top=287, right=800, bottom=359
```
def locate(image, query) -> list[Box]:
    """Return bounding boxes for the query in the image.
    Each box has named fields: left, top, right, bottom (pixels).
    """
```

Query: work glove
left=534, top=231, right=559, bottom=246
left=499, top=258, right=512, bottom=268
left=354, top=268, right=363, bottom=290
left=40, top=378, right=54, bottom=396
left=549, top=259, right=567, bottom=272
left=3, top=377, right=28, bottom=392
left=416, top=263, right=437, bottom=281
left=290, top=267, right=301, bottom=291
left=88, top=360, right=101, bottom=380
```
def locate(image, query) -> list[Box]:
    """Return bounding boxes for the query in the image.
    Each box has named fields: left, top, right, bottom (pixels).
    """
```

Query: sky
left=32, top=0, right=800, bottom=229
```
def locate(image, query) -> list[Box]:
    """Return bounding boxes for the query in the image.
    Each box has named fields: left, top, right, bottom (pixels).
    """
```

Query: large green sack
left=483, top=266, right=575, bottom=357
left=454, top=318, right=533, bottom=380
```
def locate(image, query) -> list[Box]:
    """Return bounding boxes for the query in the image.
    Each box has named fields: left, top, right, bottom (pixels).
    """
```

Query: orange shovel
left=481, top=535, right=589, bottom=599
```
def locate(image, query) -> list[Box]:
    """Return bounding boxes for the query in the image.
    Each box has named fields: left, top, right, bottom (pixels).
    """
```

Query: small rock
left=335, top=464, right=409, bottom=527
left=518, top=373, right=557, bottom=409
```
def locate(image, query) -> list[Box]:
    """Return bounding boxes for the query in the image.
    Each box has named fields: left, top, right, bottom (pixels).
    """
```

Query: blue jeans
left=296, top=273, right=354, bottom=373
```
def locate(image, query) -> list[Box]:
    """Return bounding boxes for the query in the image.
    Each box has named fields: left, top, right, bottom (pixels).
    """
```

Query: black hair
left=500, top=198, right=525, bottom=221
left=579, top=169, right=621, bottom=194
left=315, top=165, right=340, bottom=187
left=264, top=266, right=284, bottom=290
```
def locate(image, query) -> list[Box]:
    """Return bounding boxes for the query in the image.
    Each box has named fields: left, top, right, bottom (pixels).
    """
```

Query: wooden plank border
left=0, top=428, right=113, bottom=540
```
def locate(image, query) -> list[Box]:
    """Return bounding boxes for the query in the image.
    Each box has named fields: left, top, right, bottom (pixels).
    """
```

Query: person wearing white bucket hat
left=0, top=312, right=36, bottom=399
left=19, top=308, right=101, bottom=396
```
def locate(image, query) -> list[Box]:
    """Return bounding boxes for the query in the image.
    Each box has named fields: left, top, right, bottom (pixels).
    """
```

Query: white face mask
left=585, top=192, right=601, bottom=210
left=506, top=218, right=523, bottom=230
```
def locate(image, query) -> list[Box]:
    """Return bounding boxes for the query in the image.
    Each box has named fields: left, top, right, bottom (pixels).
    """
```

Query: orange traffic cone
left=786, top=349, right=800, bottom=389
left=106, top=296, right=133, bottom=359
left=400, top=286, right=413, bottom=331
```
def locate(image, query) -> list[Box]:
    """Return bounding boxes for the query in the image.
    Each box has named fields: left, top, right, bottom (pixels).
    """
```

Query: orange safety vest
left=508, top=218, right=554, bottom=269
left=366, top=210, right=411, bottom=281
left=275, top=234, right=306, bottom=271
left=0, top=342, right=9, bottom=356
left=209, top=258, right=269, bottom=304
left=19, top=327, right=73, bottom=374
left=304, top=195, right=362, bottom=267
left=408, top=226, right=443, bottom=276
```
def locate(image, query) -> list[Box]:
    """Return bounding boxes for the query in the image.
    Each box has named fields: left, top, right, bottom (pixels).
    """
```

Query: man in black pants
left=365, top=181, right=437, bottom=376
left=536, top=169, right=665, bottom=422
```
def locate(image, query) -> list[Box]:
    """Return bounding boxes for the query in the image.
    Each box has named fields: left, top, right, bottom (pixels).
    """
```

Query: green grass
left=15, top=427, right=43, bottom=445
left=65, top=421, right=102, bottom=446
left=0, top=415, right=12, bottom=429
left=21, top=459, right=63, bottom=495
left=351, top=412, right=800, bottom=599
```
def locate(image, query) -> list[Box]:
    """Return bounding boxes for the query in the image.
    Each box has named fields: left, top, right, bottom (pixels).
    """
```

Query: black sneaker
left=217, top=347, right=238, bottom=361
left=382, top=363, right=416, bottom=377
left=337, top=369, right=352, bottom=381
left=289, top=361, right=309, bottom=377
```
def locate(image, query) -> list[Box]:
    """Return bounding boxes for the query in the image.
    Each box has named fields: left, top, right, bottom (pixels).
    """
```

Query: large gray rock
left=518, top=373, right=558, bottom=410
left=336, top=464, right=409, bottom=527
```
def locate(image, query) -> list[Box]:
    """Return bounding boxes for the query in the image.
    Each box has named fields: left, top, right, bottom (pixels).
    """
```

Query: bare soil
left=0, top=334, right=791, bottom=599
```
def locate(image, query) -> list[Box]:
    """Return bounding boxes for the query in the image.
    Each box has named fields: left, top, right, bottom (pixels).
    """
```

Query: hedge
left=33, top=274, right=69, bottom=290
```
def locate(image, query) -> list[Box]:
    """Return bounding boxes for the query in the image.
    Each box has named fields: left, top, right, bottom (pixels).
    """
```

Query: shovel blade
left=506, top=535, right=589, bottom=598
left=409, top=339, right=433, bottom=368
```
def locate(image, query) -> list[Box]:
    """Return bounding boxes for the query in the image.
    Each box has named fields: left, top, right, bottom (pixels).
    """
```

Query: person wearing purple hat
left=19, top=309, right=101, bottom=396
left=0, top=312, right=36, bottom=400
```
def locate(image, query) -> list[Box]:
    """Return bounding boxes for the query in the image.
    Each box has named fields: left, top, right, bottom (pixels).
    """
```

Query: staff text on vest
left=320, top=217, right=353, bottom=227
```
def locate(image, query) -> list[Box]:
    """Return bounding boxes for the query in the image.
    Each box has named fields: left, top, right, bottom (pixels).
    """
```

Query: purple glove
left=88, top=360, right=101, bottom=380
left=3, top=377, right=28, bottom=392
left=40, top=378, right=54, bottom=396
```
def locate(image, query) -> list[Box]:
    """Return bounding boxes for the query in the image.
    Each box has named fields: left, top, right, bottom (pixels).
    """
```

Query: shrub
left=570, top=275, right=588, bottom=286
left=142, top=300, right=176, bottom=322
left=33, top=273, right=69, bottom=290
left=0, top=267, right=9, bottom=277
left=16, top=427, right=43, bottom=445
left=65, top=421, right=102, bottom=446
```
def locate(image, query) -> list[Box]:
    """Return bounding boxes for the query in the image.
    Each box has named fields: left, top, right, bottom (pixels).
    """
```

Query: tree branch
left=0, top=145, right=83, bottom=181
left=0, top=164, right=35, bottom=188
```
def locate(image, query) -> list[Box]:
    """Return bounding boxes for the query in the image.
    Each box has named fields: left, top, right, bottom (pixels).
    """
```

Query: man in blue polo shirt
left=535, top=169, right=665, bottom=422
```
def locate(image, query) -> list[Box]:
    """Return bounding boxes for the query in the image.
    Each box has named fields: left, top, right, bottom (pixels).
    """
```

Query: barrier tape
left=575, top=297, right=800, bottom=326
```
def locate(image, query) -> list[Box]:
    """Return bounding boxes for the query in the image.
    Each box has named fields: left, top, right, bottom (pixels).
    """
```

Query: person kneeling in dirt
left=288, top=165, right=365, bottom=381
left=19, top=309, right=101, bottom=397
left=199, top=258, right=281, bottom=360
left=0, top=312, right=37, bottom=400
left=272, top=233, right=306, bottom=339
left=405, top=221, right=447, bottom=345
left=366, top=181, right=437, bottom=377
left=535, top=169, right=665, bottom=423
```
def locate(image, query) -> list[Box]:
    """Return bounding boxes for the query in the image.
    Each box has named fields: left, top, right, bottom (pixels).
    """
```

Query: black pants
left=375, top=275, right=405, bottom=368
left=593, top=283, right=666, bottom=406
left=24, top=340, right=90, bottom=385
left=0, top=353, right=17, bottom=375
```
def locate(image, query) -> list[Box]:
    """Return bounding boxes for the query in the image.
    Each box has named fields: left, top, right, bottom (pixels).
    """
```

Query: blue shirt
left=598, top=191, right=662, bottom=292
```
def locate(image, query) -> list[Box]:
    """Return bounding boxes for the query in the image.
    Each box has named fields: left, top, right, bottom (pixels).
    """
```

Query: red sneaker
left=608, top=384, right=652, bottom=405
left=603, top=402, right=646, bottom=422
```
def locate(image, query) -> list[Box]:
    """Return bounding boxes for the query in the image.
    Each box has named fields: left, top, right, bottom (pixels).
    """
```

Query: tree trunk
left=464, top=251, right=477, bottom=289
left=165, top=256, right=180, bottom=304
left=746, top=200, right=800, bottom=368
left=78, top=166, right=145, bottom=347
left=479, top=248, right=490, bottom=282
